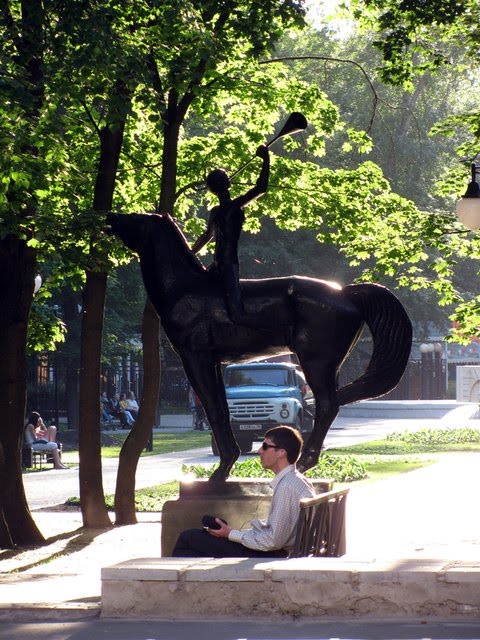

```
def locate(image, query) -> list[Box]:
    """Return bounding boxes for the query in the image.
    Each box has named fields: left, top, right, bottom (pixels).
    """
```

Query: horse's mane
left=155, top=214, right=206, bottom=275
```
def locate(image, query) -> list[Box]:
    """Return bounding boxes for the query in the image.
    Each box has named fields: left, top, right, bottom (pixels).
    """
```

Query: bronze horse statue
left=106, top=212, right=412, bottom=481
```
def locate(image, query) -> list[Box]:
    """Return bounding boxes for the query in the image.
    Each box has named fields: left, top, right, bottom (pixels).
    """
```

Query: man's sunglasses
left=261, top=442, right=281, bottom=451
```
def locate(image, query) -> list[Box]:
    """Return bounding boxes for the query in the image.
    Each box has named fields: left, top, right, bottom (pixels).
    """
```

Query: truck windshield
left=226, top=368, right=291, bottom=387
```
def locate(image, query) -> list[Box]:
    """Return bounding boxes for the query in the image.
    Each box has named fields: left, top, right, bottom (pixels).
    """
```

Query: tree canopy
left=343, top=0, right=480, bottom=339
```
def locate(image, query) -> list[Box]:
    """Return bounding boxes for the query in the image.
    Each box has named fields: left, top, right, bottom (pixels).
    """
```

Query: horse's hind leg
left=181, top=354, right=239, bottom=482
left=296, top=359, right=339, bottom=472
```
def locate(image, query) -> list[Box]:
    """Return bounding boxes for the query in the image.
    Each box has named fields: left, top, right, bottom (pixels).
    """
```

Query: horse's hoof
left=298, top=450, right=319, bottom=472
left=209, top=467, right=228, bottom=482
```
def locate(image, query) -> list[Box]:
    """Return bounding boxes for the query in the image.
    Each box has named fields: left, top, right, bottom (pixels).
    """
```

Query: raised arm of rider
left=234, top=144, right=270, bottom=208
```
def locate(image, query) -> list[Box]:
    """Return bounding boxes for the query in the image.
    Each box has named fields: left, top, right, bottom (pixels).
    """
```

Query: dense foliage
left=346, top=0, right=480, bottom=339
left=182, top=453, right=367, bottom=482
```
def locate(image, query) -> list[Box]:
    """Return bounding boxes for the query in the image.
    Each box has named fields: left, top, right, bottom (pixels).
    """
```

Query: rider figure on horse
left=191, top=144, right=270, bottom=327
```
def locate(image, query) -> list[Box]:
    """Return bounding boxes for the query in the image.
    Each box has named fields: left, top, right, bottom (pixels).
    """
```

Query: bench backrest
left=290, top=487, right=349, bottom=558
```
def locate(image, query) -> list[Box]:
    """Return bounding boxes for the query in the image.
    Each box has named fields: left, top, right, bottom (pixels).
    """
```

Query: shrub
left=182, top=453, right=367, bottom=483
left=386, top=428, right=480, bottom=445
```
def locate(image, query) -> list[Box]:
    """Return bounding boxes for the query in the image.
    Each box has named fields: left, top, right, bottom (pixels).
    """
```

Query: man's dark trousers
left=172, top=528, right=287, bottom=558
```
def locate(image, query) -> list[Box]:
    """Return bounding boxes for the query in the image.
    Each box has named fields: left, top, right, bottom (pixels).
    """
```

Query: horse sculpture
left=106, top=212, right=412, bottom=481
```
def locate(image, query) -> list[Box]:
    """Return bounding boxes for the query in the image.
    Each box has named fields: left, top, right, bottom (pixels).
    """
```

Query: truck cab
left=211, top=362, right=314, bottom=455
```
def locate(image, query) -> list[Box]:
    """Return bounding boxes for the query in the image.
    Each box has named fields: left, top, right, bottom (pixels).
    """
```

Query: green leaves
left=182, top=453, right=367, bottom=482
left=351, top=0, right=471, bottom=87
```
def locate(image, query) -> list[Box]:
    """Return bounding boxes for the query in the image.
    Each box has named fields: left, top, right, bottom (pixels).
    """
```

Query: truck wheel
left=212, top=435, right=252, bottom=454
left=236, top=436, right=253, bottom=453
left=295, top=413, right=303, bottom=431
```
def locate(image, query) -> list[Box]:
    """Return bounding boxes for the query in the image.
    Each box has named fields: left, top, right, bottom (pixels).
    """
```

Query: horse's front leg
left=296, top=359, right=339, bottom=473
left=181, top=354, right=239, bottom=482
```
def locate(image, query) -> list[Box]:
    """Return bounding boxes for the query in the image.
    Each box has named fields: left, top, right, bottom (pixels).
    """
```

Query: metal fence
left=27, top=354, right=190, bottom=426
left=26, top=349, right=450, bottom=427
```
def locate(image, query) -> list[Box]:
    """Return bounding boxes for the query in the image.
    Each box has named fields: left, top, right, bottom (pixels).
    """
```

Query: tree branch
left=80, top=100, right=101, bottom=136
left=146, top=50, right=167, bottom=114
left=175, top=179, right=206, bottom=201
left=260, top=55, right=379, bottom=133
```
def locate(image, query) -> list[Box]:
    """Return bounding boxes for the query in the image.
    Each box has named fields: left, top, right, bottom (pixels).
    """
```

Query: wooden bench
left=290, top=487, right=349, bottom=558
left=102, top=417, right=123, bottom=430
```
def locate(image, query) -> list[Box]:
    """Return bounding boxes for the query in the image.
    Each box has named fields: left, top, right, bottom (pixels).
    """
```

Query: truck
left=211, top=361, right=314, bottom=455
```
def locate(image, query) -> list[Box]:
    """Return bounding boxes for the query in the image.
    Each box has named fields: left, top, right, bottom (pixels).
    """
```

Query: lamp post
left=456, top=162, right=480, bottom=230
left=419, top=343, right=434, bottom=399
left=433, top=342, right=444, bottom=398
left=34, top=274, right=42, bottom=295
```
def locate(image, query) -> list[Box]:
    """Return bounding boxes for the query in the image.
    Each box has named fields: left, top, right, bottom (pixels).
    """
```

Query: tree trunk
left=78, top=270, right=112, bottom=528
left=0, top=0, right=47, bottom=548
left=113, top=90, right=194, bottom=521
left=78, top=115, right=126, bottom=528
left=113, top=97, right=183, bottom=522
left=0, top=236, right=44, bottom=548
left=114, top=298, right=161, bottom=524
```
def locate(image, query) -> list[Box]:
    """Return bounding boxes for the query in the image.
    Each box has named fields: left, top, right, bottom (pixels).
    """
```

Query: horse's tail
left=337, top=283, right=412, bottom=406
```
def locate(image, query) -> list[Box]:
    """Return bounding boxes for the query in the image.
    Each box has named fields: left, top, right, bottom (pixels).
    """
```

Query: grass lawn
left=326, top=437, right=480, bottom=487
left=61, top=431, right=212, bottom=460
left=38, top=431, right=211, bottom=468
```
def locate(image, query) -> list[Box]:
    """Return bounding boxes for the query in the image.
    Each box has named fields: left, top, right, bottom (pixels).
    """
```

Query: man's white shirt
left=228, top=464, right=314, bottom=552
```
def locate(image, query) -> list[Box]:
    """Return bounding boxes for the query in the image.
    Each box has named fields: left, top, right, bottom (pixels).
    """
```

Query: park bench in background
left=102, top=417, right=123, bottom=431
left=21, top=443, right=63, bottom=470
left=290, top=487, right=349, bottom=558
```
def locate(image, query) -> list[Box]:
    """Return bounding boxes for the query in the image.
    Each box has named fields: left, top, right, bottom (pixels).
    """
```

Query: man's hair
left=206, top=168, right=230, bottom=194
left=265, top=426, right=303, bottom=464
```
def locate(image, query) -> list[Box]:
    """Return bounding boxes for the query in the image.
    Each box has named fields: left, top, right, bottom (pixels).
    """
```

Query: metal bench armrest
left=290, top=488, right=349, bottom=558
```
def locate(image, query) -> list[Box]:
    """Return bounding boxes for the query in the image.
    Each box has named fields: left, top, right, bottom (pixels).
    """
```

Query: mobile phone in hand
left=201, top=515, right=227, bottom=530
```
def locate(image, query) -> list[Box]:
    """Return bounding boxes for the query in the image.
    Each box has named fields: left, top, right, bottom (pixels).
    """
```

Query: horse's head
left=106, top=211, right=206, bottom=289
left=105, top=212, right=156, bottom=253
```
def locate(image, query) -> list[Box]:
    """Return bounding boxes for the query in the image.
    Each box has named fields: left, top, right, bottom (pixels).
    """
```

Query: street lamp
left=456, top=162, right=480, bottom=230
left=34, top=274, right=42, bottom=295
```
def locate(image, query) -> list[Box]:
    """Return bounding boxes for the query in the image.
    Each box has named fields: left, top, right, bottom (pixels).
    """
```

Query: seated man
left=171, top=426, right=314, bottom=558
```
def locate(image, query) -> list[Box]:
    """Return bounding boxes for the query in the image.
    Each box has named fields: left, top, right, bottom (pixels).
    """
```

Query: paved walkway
left=1, top=415, right=480, bottom=622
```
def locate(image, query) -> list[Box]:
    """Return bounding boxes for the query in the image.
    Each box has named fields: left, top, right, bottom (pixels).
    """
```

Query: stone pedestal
left=161, top=478, right=332, bottom=556
left=102, top=556, right=480, bottom=620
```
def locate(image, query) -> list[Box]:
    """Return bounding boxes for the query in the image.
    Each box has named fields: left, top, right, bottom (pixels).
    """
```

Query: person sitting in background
left=110, top=393, right=127, bottom=427
left=24, top=411, right=66, bottom=470
left=125, top=390, right=139, bottom=420
left=100, top=391, right=113, bottom=425
left=119, top=392, right=135, bottom=426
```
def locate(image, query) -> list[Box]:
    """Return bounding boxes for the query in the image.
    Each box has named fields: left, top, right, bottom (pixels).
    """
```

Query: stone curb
left=101, top=556, right=480, bottom=620
left=0, top=603, right=101, bottom=622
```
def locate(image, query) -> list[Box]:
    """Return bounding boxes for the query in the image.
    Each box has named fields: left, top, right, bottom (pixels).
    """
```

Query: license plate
left=238, top=424, right=262, bottom=430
